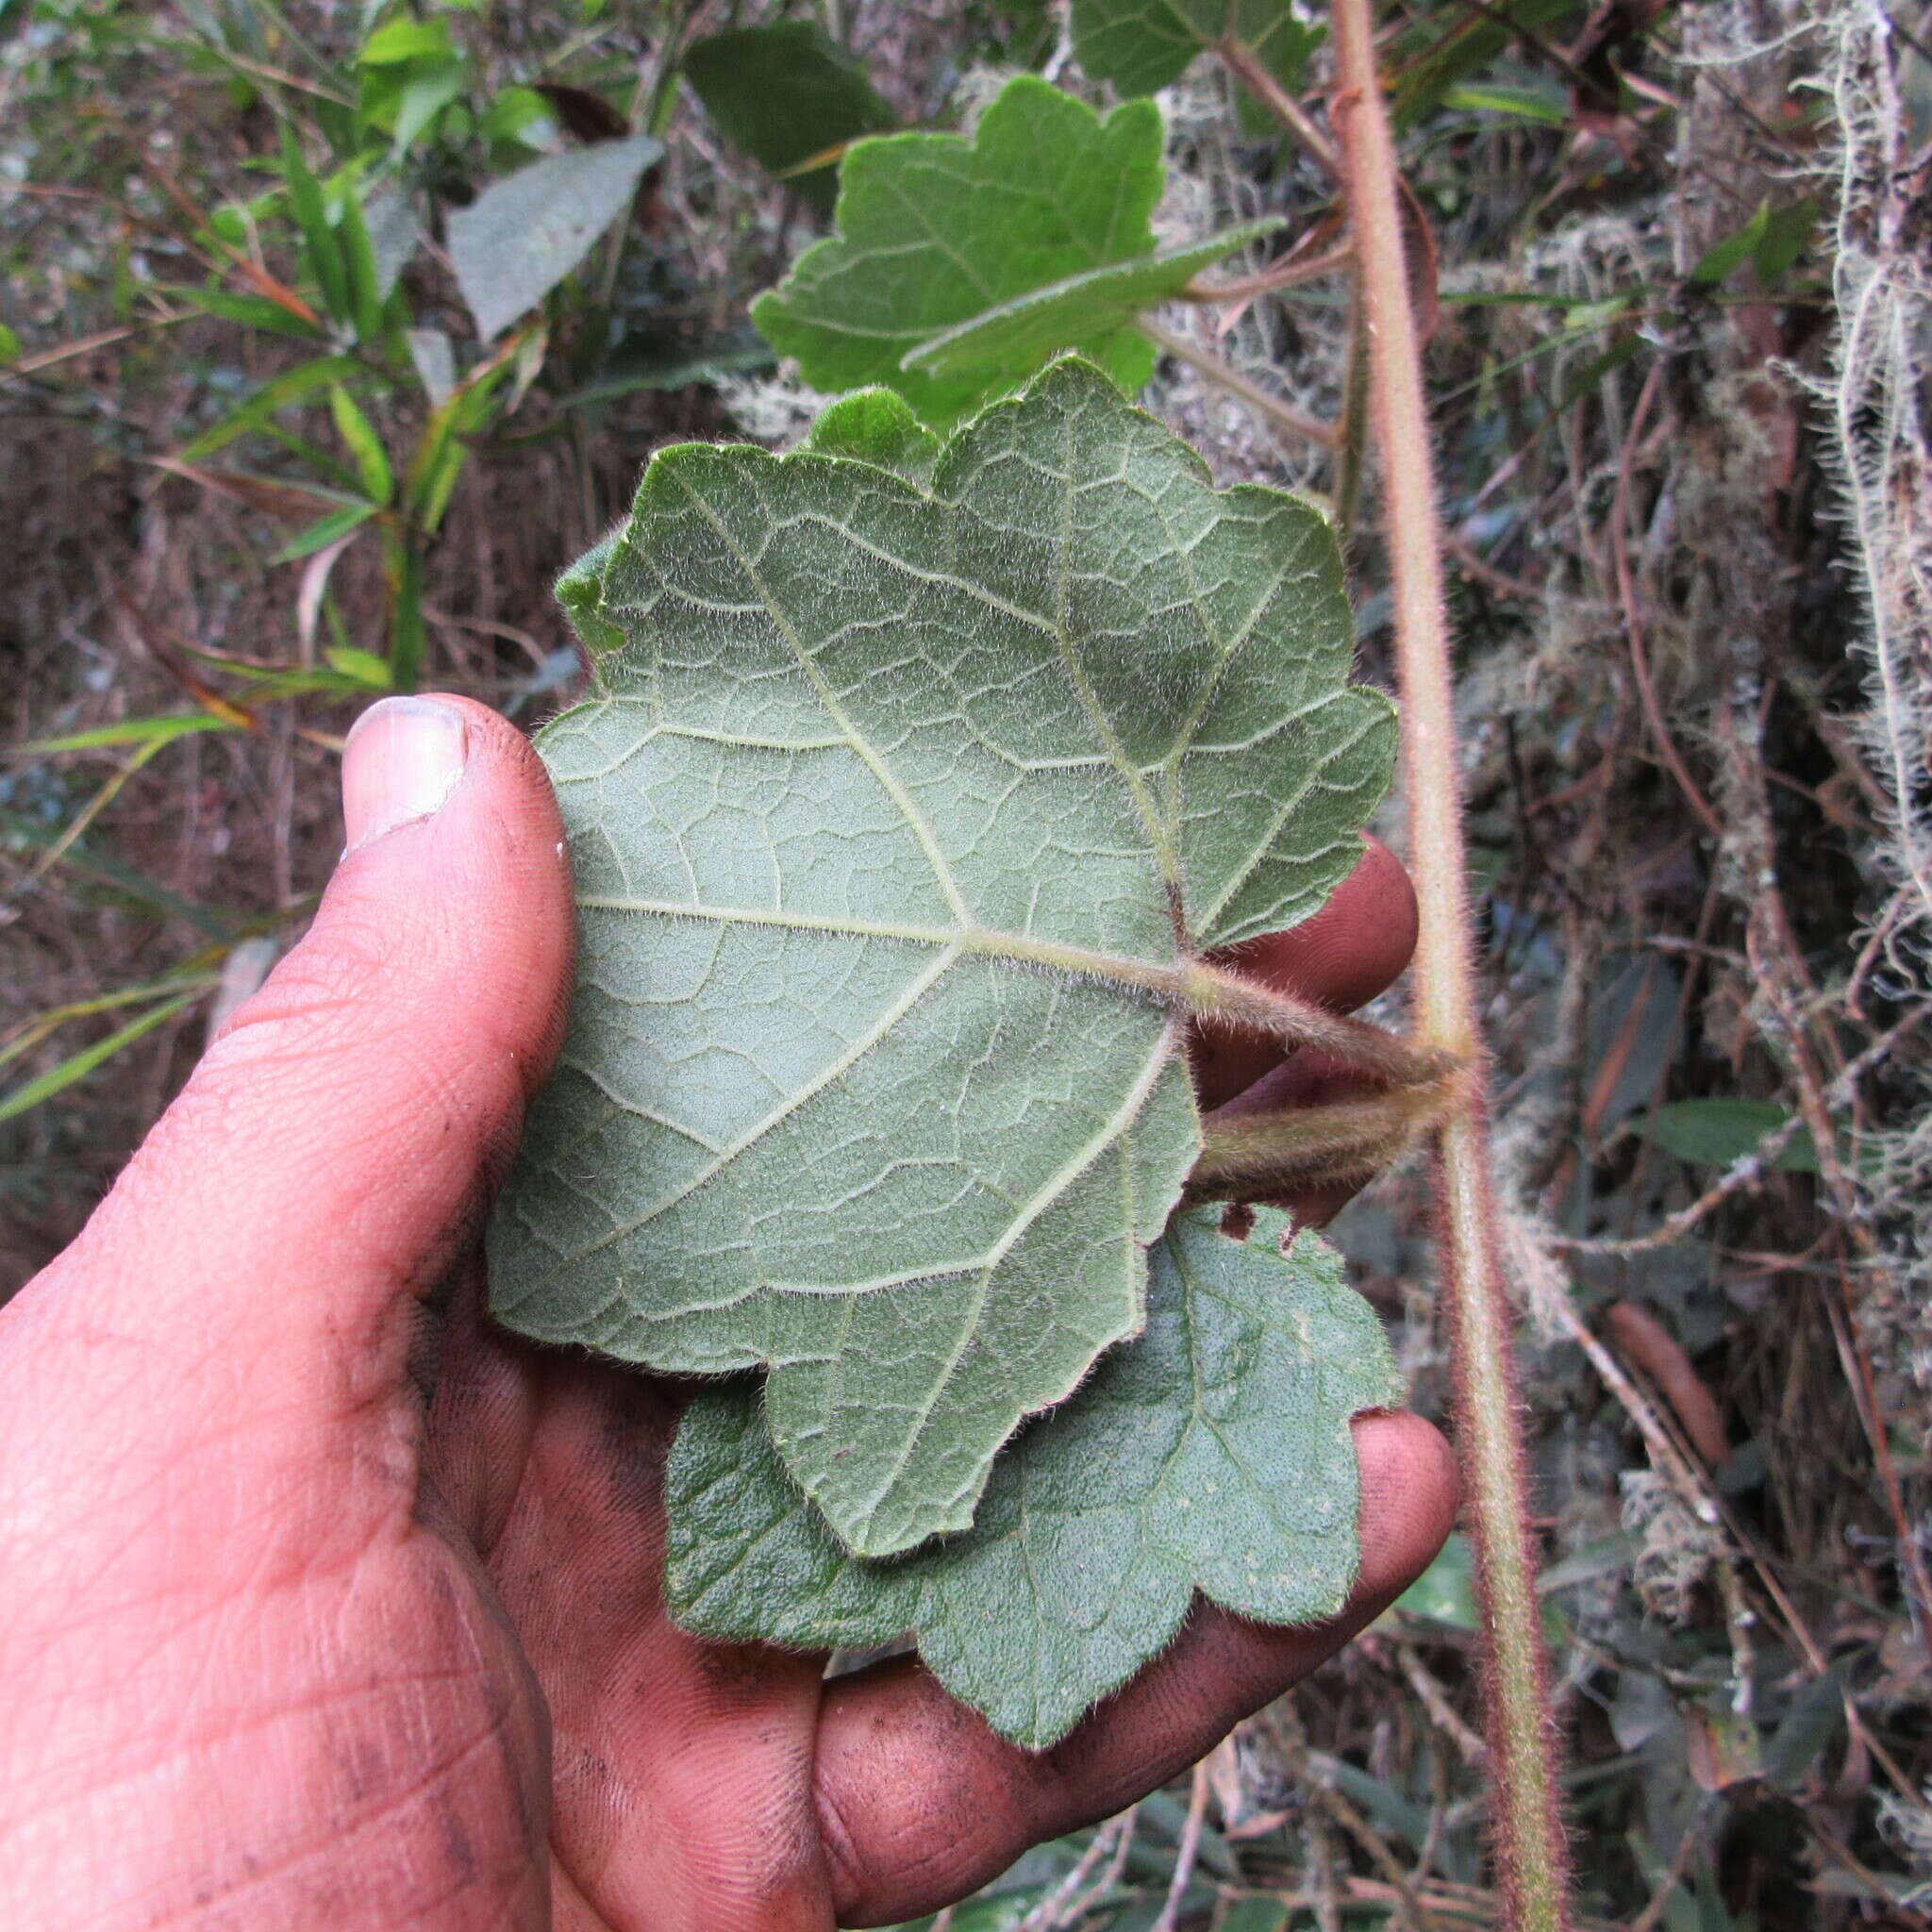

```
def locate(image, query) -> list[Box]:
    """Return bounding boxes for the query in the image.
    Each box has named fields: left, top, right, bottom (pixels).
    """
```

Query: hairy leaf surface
left=665, top=1210, right=1404, bottom=1748
left=488, top=361, right=1394, bottom=1557
left=751, top=75, right=1268, bottom=426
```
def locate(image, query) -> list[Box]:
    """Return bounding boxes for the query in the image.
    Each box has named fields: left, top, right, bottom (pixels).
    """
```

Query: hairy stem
left=1183, top=959, right=1456, bottom=1089
left=1328, top=1, right=1574, bottom=1926
left=1191, top=1078, right=1456, bottom=1195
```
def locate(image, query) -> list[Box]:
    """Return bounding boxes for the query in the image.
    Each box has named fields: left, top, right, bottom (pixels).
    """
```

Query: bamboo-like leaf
left=0, top=991, right=204, bottom=1125
left=327, top=383, right=393, bottom=502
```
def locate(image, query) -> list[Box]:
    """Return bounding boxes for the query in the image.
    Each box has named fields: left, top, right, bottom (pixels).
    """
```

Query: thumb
left=30, top=695, right=574, bottom=1402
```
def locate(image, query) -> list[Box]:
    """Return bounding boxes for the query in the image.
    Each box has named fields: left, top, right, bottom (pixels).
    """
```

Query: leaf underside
left=487, top=359, right=1394, bottom=1558
left=754, top=75, right=1217, bottom=427
left=666, top=1208, right=1405, bottom=1750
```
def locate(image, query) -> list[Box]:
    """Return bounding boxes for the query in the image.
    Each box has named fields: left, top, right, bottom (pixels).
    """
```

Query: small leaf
left=1751, top=196, right=1819, bottom=287
left=358, top=17, right=456, bottom=65
left=328, top=383, right=393, bottom=503
left=175, top=355, right=376, bottom=460
left=280, top=126, right=352, bottom=325
left=335, top=183, right=388, bottom=342
left=171, top=285, right=326, bottom=340
left=683, top=22, right=894, bottom=214
left=753, top=76, right=1174, bottom=427
left=325, top=644, right=394, bottom=689
left=488, top=359, right=1395, bottom=1557
left=1635, top=1098, right=1819, bottom=1174
left=272, top=499, right=380, bottom=563
left=665, top=1210, right=1402, bottom=1749
left=447, top=134, right=661, bottom=341
left=1073, top=0, right=1314, bottom=99
left=1393, top=1531, right=1480, bottom=1630
left=1765, top=1666, right=1847, bottom=1791
left=1690, top=202, right=1772, bottom=288
left=1441, top=76, right=1573, bottom=125
left=22, top=716, right=241, bottom=754
left=405, top=326, right=458, bottom=406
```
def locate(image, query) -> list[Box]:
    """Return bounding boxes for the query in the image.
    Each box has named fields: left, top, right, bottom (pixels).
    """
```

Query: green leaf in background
left=903, top=216, right=1283, bottom=380
left=327, top=383, right=392, bottom=502
left=754, top=76, right=1181, bottom=427
left=357, top=17, right=456, bottom=66
left=1391, top=0, right=1581, bottom=129
left=1634, top=1097, right=1820, bottom=1174
left=0, top=990, right=206, bottom=1126
left=1690, top=201, right=1772, bottom=288
left=447, top=133, right=661, bottom=341
left=487, top=362, right=1394, bottom=1557
left=1752, top=197, right=1819, bottom=286
left=279, top=126, right=352, bottom=326
left=1072, top=0, right=1317, bottom=101
left=682, top=22, right=895, bottom=215
left=270, top=498, right=380, bottom=563
left=355, top=15, right=467, bottom=159
left=1393, top=1530, right=1481, bottom=1630
left=665, top=1210, right=1401, bottom=1748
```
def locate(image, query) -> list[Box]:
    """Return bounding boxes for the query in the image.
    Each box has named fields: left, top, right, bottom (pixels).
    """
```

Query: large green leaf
left=665, top=1209, right=1403, bottom=1749
left=753, top=75, right=1263, bottom=427
left=1072, top=0, right=1319, bottom=101
left=682, top=22, right=895, bottom=215
left=487, top=361, right=1395, bottom=1558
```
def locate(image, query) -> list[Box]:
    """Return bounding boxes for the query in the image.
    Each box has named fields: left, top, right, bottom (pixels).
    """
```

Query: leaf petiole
left=1190, top=1079, right=1457, bottom=1197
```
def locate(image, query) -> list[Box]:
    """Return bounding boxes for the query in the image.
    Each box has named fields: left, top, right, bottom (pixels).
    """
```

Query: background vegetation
left=3, top=0, right=1928, bottom=1925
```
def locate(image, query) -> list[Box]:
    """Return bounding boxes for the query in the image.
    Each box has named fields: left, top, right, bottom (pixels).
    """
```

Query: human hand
left=0, top=696, right=1457, bottom=1931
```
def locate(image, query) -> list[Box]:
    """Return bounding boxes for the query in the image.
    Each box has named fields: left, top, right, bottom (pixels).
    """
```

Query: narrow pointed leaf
left=752, top=76, right=1173, bottom=427
left=489, top=361, right=1395, bottom=1558
left=666, top=1210, right=1404, bottom=1749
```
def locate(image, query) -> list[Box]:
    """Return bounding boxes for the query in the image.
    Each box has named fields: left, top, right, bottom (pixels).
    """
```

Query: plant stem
left=1191, top=1080, right=1453, bottom=1195
left=1327, top=2, right=1574, bottom=1927
left=1215, top=38, right=1341, bottom=176
left=1139, top=317, right=1340, bottom=449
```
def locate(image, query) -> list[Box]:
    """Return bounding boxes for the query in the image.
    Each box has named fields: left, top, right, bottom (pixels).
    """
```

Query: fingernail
left=341, top=697, right=468, bottom=854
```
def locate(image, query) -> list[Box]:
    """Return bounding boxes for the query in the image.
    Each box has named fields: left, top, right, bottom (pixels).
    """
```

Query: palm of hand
left=0, top=701, right=1454, bottom=1932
